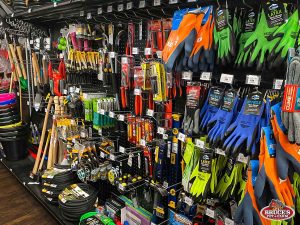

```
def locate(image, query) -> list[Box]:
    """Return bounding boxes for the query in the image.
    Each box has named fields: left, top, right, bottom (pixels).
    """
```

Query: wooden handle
left=47, top=123, right=56, bottom=169
left=9, top=44, right=22, bottom=78
left=42, top=58, right=49, bottom=84
left=7, top=46, right=18, bottom=82
left=32, top=96, right=53, bottom=175
left=32, top=52, right=41, bottom=84
left=54, top=96, right=60, bottom=115
left=16, top=46, right=27, bottom=79
left=38, top=130, right=51, bottom=171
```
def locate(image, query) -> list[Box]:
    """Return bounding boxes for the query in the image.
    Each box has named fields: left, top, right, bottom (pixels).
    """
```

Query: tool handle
left=42, top=57, right=49, bottom=84
left=16, top=46, right=27, bottom=79
left=32, top=52, right=41, bottom=84
left=32, top=96, right=53, bottom=175
left=9, top=44, right=22, bottom=78
left=38, top=130, right=51, bottom=171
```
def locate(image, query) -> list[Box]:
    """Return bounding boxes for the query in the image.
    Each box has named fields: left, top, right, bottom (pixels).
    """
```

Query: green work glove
left=182, top=141, right=200, bottom=192
left=267, top=10, right=300, bottom=68
left=293, top=173, right=300, bottom=214
left=216, top=158, right=244, bottom=200
left=189, top=148, right=214, bottom=199
left=244, top=5, right=285, bottom=71
left=235, top=10, right=257, bottom=68
left=214, top=8, right=236, bottom=65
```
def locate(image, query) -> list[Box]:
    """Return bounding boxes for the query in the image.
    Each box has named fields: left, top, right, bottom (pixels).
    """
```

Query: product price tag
left=162, top=134, right=168, bottom=140
left=63, top=89, right=68, bottom=95
left=109, top=111, right=115, bottom=118
left=144, top=48, right=152, bottom=55
left=121, top=57, right=129, bottom=64
left=100, top=152, right=105, bottom=158
left=119, top=146, right=125, bottom=153
left=195, top=139, right=205, bottom=148
left=110, top=154, right=115, bottom=161
left=126, top=2, right=133, bottom=10
left=139, top=0, right=146, bottom=8
left=156, top=50, right=162, bottom=59
left=163, top=181, right=168, bottom=188
left=134, top=88, right=142, bottom=95
left=187, top=0, right=196, bottom=2
left=28, top=8, right=32, bottom=13
left=215, top=148, right=226, bottom=156
left=109, top=52, right=116, bottom=58
left=118, top=183, right=125, bottom=191
left=140, top=139, right=146, bottom=146
left=200, top=72, right=212, bottom=81
left=132, top=47, right=139, bottom=55
left=80, top=11, right=84, bottom=17
left=157, top=127, right=165, bottom=134
left=97, top=7, right=103, bottom=14
left=87, top=12, right=92, bottom=20
left=220, top=73, right=234, bottom=84
left=98, top=128, right=102, bottom=136
left=153, top=0, right=161, bottom=6
left=118, top=114, right=125, bottom=121
left=53, top=2, right=57, bottom=7
left=273, top=79, right=284, bottom=90
left=178, top=132, right=186, bottom=142
left=246, top=75, right=261, bottom=86
left=225, top=218, right=235, bottom=225
left=184, top=196, right=194, bottom=206
left=182, top=71, right=193, bottom=80
left=75, top=87, right=80, bottom=93
left=146, top=109, right=154, bottom=117
left=107, top=5, right=113, bottom=13
left=118, top=4, right=124, bottom=11
left=99, top=109, right=105, bottom=115
left=205, top=208, right=215, bottom=218
left=169, top=0, right=178, bottom=4
left=237, top=153, right=249, bottom=164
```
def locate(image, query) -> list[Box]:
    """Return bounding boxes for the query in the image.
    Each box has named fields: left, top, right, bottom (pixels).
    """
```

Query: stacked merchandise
left=0, top=93, right=28, bottom=160
left=41, top=165, right=77, bottom=205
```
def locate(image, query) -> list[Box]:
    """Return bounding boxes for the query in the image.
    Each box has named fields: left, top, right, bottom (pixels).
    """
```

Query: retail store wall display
left=0, top=0, right=299, bottom=225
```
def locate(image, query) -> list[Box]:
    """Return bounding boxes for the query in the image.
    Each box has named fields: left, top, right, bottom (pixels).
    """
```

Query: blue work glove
left=199, top=87, right=224, bottom=132
left=223, top=94, right=265, bottom=157
left=206, top=91, right=239, bottom=147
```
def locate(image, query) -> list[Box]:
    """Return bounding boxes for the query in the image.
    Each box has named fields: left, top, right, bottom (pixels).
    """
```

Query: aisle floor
left=0, top=163, right=58, bottom=225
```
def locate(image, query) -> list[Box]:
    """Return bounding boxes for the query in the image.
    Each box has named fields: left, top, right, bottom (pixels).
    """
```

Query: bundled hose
left=41, top=165, right=77, bottom=205
left=58, top=183, right=98, bottom=222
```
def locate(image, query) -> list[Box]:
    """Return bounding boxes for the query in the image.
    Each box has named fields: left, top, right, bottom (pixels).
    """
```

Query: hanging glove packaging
left=213, top=7, right=236, bottom=66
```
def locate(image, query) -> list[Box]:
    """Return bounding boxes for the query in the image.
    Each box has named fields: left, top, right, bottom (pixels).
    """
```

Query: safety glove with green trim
left=182, top=141, right=200, bottom=192
left=215, top=158, right=244, bottom=201
left=267, top=10, right=300, bottom=68
left=243, top=3, right=287, bottom=71
left=189, top=147, right=214, bottom=199
left=214, top=7, right=236, bottom=66
left=235, top=10, right=257, bottom=68
left=293, top=173, right=300, bottom=214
